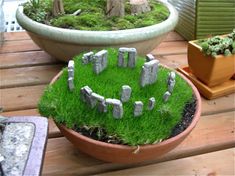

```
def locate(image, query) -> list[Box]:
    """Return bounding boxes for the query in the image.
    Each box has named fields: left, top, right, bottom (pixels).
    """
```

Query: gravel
left=0, top=123, right=35, bottom=176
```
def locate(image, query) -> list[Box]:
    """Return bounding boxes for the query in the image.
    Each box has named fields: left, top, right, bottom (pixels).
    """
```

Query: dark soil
left=168, top=97, right=197, bottom=138
left=73, top=97, right=197, bottom=145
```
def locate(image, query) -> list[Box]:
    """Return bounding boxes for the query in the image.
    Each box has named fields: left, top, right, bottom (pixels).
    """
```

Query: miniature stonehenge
left=68, top=48, right=177, bottom=118
left=118, top=47, right=137, bottom=68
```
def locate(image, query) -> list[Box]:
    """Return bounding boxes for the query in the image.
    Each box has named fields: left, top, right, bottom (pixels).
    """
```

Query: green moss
left=24, top=0, right=169, bottom=31
left=38, top=48, right=193, bottom=146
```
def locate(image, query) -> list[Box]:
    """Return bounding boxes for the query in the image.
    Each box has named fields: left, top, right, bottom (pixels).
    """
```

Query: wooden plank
left=151, top=41, right=188, bottom=56
left=157, top=54, right=188, bottom=68
left=0, top=85, right=46, bottom=112
left=100, top=148, right=235, bottom=175
left=0, top=39, right=40, bottom=53
left=164, top=31, right=185, bottom=42
left=0, top=64, right=63, bottom=88
left=0, top=51, right=61, bottom=69
left=1, top=82, right=234, bottom=115
left=42, top=111, right=235, bottom=175
left=0, top=109, right=61, bottom=138
left=4, top=32, right=30, bottom=41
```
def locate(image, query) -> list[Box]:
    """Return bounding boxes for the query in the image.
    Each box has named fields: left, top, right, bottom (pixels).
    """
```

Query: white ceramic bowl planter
left=16, top=0, right=178, bottom=62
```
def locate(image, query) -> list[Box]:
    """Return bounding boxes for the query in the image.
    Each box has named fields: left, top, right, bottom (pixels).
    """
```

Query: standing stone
left=146, top=54, right=155, bottom=62
left=127, top=48, right=137, bottom=68
left=68, top=77, right=74, bottom=91
left=118, top=47, right=137, bottom=68
left=167, top=71, right=176, bottom=93
left=80, top=86, right=93, bottom=102
left=167, top=72, right=176, bottom=85
left=148, top=97, right=155, bottom=110
left=68, top=60, right=74, bottom=78
left=93, top=50, right=108, bottom=74
left=168, top=79, right=176, bottom=93
left=140, top=60, right=159, bottom=87
left=134, top=101, right=143, bottom=117
left=120, top=85, right=132, bottom=102
left=86, top=95, right=97, bottom=109
left=163, top=91, right=171, bottom=102
left=105, top=98, right=123, bottom=119
left=98, top=101, right=108, bottom=113
left=82, top=51, right=94, bottom=64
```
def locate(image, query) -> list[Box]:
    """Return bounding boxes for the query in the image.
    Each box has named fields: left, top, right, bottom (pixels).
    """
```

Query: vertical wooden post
left=130, top=0, right=151, bottom=15
left=106, top=0, right=125, bottom=17
left=52, top=0, right=65, bottom=17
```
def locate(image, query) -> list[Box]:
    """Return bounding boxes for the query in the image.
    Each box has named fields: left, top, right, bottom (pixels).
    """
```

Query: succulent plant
left=199, top=29, right=235, bottom=57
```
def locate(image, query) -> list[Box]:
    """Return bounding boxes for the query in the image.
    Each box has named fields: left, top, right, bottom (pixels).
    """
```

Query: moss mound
left=38, top=48, right=193, bottom=146
left=23, top=0, right=169, bottom=31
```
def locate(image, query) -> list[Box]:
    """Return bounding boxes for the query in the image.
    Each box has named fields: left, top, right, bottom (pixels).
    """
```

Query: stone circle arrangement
left=67, top=48, right=176, bottom=119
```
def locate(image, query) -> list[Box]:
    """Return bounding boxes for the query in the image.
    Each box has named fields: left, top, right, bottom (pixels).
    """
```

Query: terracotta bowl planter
left=188, top=40, right=235, bottom=87
left=16, top=0, right=178, bottom=62
left=50, top=68, right=201, bottom=163
left=1, top=116, right=48, bottom=176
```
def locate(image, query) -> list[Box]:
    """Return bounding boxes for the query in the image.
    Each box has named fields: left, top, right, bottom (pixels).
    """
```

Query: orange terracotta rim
left=50, top=65, right=201, bottom=150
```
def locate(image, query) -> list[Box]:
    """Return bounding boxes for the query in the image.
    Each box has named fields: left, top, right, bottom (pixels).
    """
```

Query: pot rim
left=16, top=0, right=178, bottom=45
left=50, top=64, right=201, bottom=150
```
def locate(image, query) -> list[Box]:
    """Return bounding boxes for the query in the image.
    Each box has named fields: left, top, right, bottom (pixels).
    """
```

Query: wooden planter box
left=187, top=41, right=235, bottom=87
left=168, top=0, right=235, bottom=40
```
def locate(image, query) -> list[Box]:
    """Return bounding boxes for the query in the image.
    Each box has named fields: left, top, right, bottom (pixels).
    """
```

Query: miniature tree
left=52, top=0, right=151, bottom=17
left=107, top=0, right=150, bottom=17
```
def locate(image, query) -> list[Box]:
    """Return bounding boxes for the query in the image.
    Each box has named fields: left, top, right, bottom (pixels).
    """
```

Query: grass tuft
left=38, top=48, right=193, bottom=146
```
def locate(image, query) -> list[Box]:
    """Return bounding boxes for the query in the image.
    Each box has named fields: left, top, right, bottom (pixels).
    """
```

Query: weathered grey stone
left=91, top=93, right=105, bottom=102
left=146, top=54, right=155, bottom=62
left=148, top=97, right=155, bottom=110
left=118, top=47, right=137, bottom=68
left=167, top=71, right=176, bottom=93
left=68, top=60, right=74, bottom=69
left=68, top=69, right=74, bottom=78
left=163, top=91, right=171, bottom=102
left=168, top=79, right=176, bottom=93
left=68, top=60, right=75, bottom=78
left=80, top=86, right=93, bottom=102
left=93, top=50, right=108, bottom=74
left=105, top=98, right=123, bottom=118
left=120, top=85, right=132, bottom=102
left=68, top=77, right=74, bottom=91
left=134, top=101, right=143, bottom=117
left=127, top=48, right=137, bottom=68
left=82, top=51, right=94, bottom=64
left=105, top=98, right=121, bottom=105
left=85, top=95, right=97, bottom=108
left=140, top=60, right=159, bottom=87
left=113, top=102, right=123, bottom=119
left=98, top=101, right=108, bottom=113
left=118, top=50, right=126, bottom=67
left=167, top=71, right=176, bottom=84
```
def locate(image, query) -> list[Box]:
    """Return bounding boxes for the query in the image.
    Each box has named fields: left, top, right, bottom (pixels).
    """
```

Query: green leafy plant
left=198, top=29, right=235, bottom=57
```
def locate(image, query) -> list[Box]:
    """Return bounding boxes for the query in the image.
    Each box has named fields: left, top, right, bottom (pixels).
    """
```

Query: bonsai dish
left=0, top=116, right=48, bottom=176
left=188, top=29, right=235, bottom=87
left=38, top=48, right=201, bottom=163
left=16, top=0, right=178, bottom=61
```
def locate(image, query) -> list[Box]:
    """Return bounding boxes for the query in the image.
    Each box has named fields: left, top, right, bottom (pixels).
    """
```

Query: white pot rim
left=16, top=0, right=178, bottom=45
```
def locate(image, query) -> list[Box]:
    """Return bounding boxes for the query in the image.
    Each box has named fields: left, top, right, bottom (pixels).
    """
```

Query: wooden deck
left=0, top=31, right=235, bottom=175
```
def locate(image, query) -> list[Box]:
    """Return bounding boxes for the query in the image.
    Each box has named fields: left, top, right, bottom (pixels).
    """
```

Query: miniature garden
left=23, top=0, right=169, bottom=30
left=38, top=48, right=195, bottom=146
